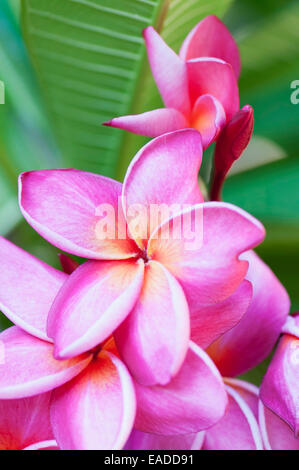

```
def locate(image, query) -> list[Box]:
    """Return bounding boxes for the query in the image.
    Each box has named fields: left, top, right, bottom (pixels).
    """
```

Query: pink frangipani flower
left=104, top=16, right=240, bottom=149
left=18, top=130, right=265, bottom=388
left=260, top=313, right=299, bottom=438
left=0, top=393, right=58, bottom=451
left=0, top=237, right=228, bottom=448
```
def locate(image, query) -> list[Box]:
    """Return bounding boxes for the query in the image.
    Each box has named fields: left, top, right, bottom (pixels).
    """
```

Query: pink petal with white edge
left=115, top=260, right=190, bottom=386
left=259, top=401, right=299, bottom=450
left=187, top=58, right=239, bottom=121
left=48, top=259, right=144, bottom=359
left=190, top=94, right=226, bottom=149
left=203, top=381, right=263, bottom=450
left=104, top=108, right=188, bottom=137
left=224, top=378, right=260, bottom=419
left=0, top=327, right=92, bottom=399
left=0, top=236, right=67, bottom=341
left=143, top=26, right=190, bottom=116
left=260, top=334, right=299, bottom=437
left=50, top=350, right=136, bottom=450
left=134, top=341, right=227, bottom=435
left=23, top=440, right=59, bottom=450
left=19, top=169, right=138, bottom=260
left=122, top=129, right=203, bottom=249
left=180, top=15, right=241, bottom=78
left=208, top=251, right=290, bottom=377
left=125, top=429, right=205, bottom=450
left=191, top=280, right=252, bottom=349
left=282, top=313, right=299, bottom=338
left=0, top=392, right=53, bottom=450
left=148, top=203, right=265, bottom=308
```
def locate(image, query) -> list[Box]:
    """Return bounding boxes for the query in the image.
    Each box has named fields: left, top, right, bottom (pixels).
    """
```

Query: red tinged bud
left=210, top=105, right=254, bottom=201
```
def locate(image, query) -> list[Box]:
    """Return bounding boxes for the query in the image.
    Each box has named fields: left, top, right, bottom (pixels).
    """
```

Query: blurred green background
left=0, top=0, right=298, bottom=384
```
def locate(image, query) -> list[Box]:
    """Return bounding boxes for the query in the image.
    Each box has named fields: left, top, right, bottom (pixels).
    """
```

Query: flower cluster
left=0, top=15, right=297, bottom=451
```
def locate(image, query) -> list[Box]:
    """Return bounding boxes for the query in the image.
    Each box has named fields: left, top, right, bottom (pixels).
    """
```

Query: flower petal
left=180, top=15, right=241, bottom=78
left=19, top=169, right=138, bottom=260
left=0, top=327, right=92, bottom=399
left=0, top=236, right=66, bottom=341
left=211, top=105, right=254, bottom=201
left=148, top=203, right=265, bottom=308
left=48, top=259, right=144, bottom=359
left=187, top=58, right=239, bottom=121
left=134, top=341, right=227, bottom=435
left=125, top=429, right=205, bottom=450
left=260, top=334, right=299, bottom=436
left=122, top=129, right=203, bottom=249
left=203, top=382, right=263, bottom=450
left=259, top=401, right=299, bottom=450
left=143, top=26, right=190, bottom=115
left=58, top=253, right=79, bottom=274
left=0, top=392, right=53, bottom=450
left=50, top=350, right=136, bottom=450
left=190, top=94, right=226, bottom=149
left=115, top=260, right=190, bottom=386
left=191, top=280, right=252, bottom=349
left=208, top=251, right=290, bottom=377
left=104, top=108, right=188, bottom=137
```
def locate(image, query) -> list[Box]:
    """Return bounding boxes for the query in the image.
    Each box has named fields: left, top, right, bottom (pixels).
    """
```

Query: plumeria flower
left=260, top=313, right=299, bottom=441
left=0, top=393, right=58, bottom=450
left=0, top=236, right=231, bottom=449
left=104, top=16, right=240, bottom=149
left=19, top=129, right=265, bottom=388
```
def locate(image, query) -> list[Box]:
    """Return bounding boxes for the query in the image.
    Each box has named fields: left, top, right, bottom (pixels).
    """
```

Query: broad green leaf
left=21, top=0, right=233, bottom=179
left=0, top=0, right=60, bottom=234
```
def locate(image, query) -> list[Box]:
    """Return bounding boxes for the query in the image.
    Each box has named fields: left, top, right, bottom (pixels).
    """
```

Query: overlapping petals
left=105, top=18, right=239, bottom=148
left=179, top=15, right=241, bottom=78
left=203, top=379, right=263, bottom=450
left=50, top=348, right=136, bottom=450
left=260, top=316, right=299, bottom=437
left=125, top=430, right=205, bottom=451
left=47, top=259, right=144, bottom=359
left=134, top=342, right=227, bottom=435
left=115, top=261, right=190, bottom=386
left=208, top=251, right=290, bottom=377
left=0, top=392, right=56, bottom=450
left=259, top=401, right=299, bottom=450
left=0, top=327, right=91, bottom=399
left=148, top=203, right=265, bottom=308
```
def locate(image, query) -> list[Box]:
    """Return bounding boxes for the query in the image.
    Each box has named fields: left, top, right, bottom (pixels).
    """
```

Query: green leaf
left=21, top=0, right=233, bottom=179
left=0, top=0, right=60, bottom=234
